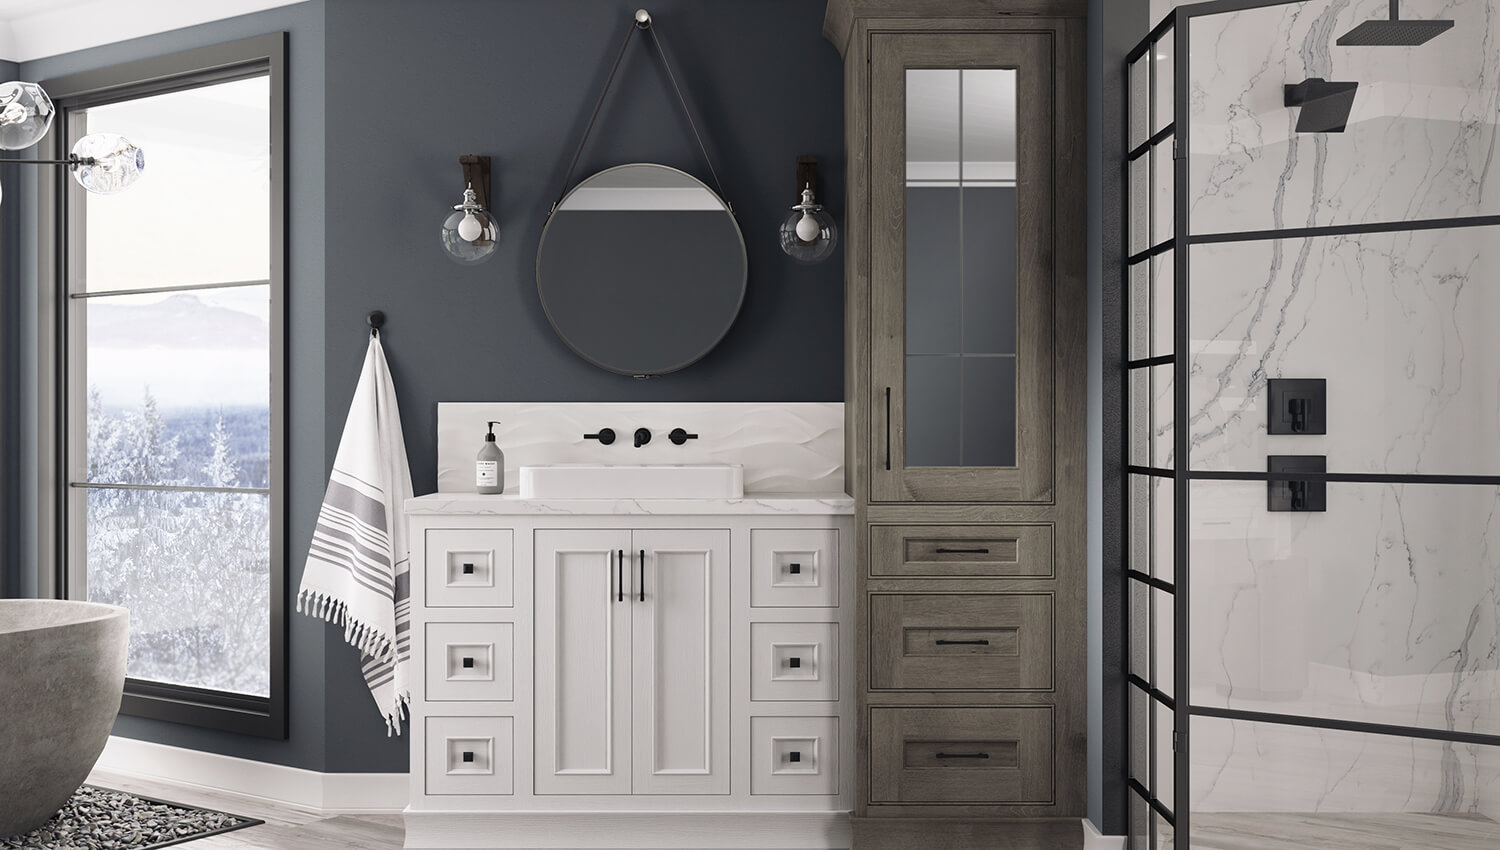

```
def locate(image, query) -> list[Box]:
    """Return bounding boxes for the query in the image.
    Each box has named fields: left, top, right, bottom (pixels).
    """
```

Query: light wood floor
left=85, top=768, right=405, bottom=850
left=1175, top=812, right=1500, bottom=850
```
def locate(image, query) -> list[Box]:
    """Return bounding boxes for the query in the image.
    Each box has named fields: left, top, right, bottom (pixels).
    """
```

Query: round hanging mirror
left=537, top=163, right=747, bottom=377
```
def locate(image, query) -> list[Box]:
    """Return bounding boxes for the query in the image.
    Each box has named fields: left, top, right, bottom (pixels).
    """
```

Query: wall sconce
left=779, top=155, right=837, bottom=265
left=0, top=80, right=145, bottom=204
left=440, top=154, right=499, bottom=265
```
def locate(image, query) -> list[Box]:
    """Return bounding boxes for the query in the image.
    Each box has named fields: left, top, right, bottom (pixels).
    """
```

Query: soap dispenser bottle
left=476, top=420, right=504, bottom=495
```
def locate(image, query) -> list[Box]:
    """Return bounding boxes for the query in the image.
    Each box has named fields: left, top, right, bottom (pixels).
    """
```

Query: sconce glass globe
left=779, top=187, right=839, bottom=265
left=0, top=81, right=53, bottom=150
left=71, top=133, right=145, bottom=194
left=441, top=185, right=499, bottom=265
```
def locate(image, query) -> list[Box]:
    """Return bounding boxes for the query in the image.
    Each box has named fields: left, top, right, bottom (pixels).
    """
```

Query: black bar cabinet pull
left=935, top=752, right=989, bottom=760
left=639, top=549, right=645, bottom=602
left=935, top=547, right=990, bottom=555
left=935, top=639, right=990, bottom=646
left=616, top=549, right=623, bottom=603
left=884, top=387, right=892, bottom=470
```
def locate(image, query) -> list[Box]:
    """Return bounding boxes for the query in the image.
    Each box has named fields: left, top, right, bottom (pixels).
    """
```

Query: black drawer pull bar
left=935, top=752, right=989, bottom=759
left=934, top=547, right=990, bottom=554
left=935, top=639, right=990, bottom=646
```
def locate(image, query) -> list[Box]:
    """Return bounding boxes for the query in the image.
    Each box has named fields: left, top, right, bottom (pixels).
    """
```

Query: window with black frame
left=52, top=36, right=286, bottom=737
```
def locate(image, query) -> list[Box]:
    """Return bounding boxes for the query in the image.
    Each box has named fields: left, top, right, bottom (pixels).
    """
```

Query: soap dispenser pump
left=476, top=420, right=504, bottom=495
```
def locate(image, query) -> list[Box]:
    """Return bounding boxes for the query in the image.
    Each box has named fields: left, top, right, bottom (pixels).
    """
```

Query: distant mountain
left=88, top=293, right=268, bottom=349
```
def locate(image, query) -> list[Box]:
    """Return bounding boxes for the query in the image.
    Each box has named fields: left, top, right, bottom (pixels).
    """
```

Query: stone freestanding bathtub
left=0, top=599, right=129, bottom=837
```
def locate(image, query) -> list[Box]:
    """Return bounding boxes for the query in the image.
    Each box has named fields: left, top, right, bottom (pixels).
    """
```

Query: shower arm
left=1390, top=0, right=1400, bottom=19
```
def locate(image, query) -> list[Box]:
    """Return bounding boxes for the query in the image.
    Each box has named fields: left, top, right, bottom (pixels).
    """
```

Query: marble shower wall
left=1159, top=0, right=1500, bottom=822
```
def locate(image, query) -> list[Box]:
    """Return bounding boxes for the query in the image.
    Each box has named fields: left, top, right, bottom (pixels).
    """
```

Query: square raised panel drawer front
left=870, top=707, right=1052, bottom=805
left=751, top=529, right=838, bottom=607
left=870, top=593, right=1053, bottom=690
left=425, top=529, right=513, bottom=607
left=425, top=622, right=513, bottom=702
left=425, top=716, right=513, bottom=796
left=751, top=716, right=839, bottom=795
left=750, top=622, right=838, bottom=701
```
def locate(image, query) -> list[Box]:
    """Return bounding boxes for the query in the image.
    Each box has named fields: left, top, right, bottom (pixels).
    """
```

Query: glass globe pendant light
left=779, top=157, right=838, bottom=265
left=0, top=82, right=53, bottom=150
left=440, top=155, right=499, bottom=266
left=70, top=132, right=146, bottom=194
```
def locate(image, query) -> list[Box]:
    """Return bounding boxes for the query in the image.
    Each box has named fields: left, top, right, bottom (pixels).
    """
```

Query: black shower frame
left=1122, top=1, right=1500, bottom=846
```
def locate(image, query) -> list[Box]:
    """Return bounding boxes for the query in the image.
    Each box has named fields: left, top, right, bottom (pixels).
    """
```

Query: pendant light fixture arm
left=2, top=154, right=97, bottom=167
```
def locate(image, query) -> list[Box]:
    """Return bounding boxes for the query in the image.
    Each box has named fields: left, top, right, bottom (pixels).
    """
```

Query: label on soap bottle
left=476, top=461, right=498, bottom=487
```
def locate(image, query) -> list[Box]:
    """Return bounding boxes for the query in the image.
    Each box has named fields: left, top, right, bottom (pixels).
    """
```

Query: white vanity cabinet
left=403, top=495, right=854, bottom=850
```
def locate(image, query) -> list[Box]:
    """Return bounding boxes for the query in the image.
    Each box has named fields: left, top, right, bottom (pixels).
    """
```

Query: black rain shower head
left=1337, top=0, right=1453, bottom=46
left=1284, top=78, right=1360, bottom=133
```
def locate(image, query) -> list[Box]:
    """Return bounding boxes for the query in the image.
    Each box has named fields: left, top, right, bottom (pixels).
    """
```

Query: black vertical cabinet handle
left=616, top=549, right=623, bottom=603
left=639, top=549, right=645, bottom=602
left=884, top=387, right=892, bottom=470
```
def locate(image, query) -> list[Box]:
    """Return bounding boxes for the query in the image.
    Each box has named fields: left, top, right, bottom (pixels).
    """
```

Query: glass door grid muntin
left=1125, top=2, right=1500, bottom=847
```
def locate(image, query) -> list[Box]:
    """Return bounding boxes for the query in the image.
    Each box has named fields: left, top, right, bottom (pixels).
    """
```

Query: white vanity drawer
left=425, top=716, right=513, bottom=796
left=425, top=529, right=513, bottom=607
left=751, top=716, right=839, bottom=795
left=750, top=528, right=838, bottom=608
left=750, top=622, right=838, bottom=702
left=425, top=622, right=513, bottom=702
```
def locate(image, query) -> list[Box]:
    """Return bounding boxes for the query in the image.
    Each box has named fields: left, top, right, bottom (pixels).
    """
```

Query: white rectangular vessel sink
left=519, top=464, right=745, bottom=499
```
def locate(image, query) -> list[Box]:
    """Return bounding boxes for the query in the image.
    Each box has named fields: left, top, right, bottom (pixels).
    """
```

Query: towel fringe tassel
left=296, top=589, right=397, bottom=661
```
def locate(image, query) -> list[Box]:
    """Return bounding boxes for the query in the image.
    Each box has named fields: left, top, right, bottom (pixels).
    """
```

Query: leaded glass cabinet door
left=870, top=33, right=1056, bottom=503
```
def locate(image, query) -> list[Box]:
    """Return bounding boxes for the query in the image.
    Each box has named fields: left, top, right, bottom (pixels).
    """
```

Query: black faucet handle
left=585, top=428, right=616, bottom=445
left=669, top=428, right=699, bottom=446
left=633, top=428, right=652, bottom=448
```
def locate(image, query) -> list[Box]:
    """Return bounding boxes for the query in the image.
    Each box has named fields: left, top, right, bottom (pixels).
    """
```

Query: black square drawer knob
left=788, top=563, right=802, bottom=574
left=789, top=751, right=801, bottom=763
left=462, top=563, right=475, bottom=574
left=462, top=656, right=474, bottom=669
left=789, top=657, right=802, bottom=669
left=461, top=751, right=474, bottom=763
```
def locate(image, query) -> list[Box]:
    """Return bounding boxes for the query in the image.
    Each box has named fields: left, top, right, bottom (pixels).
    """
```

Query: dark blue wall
left=7, top=0, right=843, bottom=773
left=322, top=0, right=846, bottom=499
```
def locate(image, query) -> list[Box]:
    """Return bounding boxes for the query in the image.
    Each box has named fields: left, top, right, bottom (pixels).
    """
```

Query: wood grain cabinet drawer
left=870, top=707, right=1052, bottom=805
left=425, top=716, right=514, bottom=796
left=871, top=525, right=1052, bottom=578
left=425, top=529, right=513, bottom=607
left=870, top=593, right=1052, bottom=690
left=751, top=528, right=839, bottom=607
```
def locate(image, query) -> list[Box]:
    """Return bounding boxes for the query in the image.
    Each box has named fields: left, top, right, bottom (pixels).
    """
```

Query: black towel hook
left=368, top=310, right=385, bottom=338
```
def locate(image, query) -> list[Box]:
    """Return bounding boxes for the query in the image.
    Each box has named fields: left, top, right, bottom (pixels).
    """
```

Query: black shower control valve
left=585, top=428, right=616, bottom=445
left=789, top=751, right=801, bottom=763
left=789, top=657, right=802, bottom=668
left=1268, top=455, right=1327, bottom=512
left=789, top=563, right=802, bottom=574
left=668, top=428, right=699, bottom=445
left=462, top=751, right=474, bottom=763
left=1268, top=378, right=1327, bottom=435
left=462, top=657, right=474, bottom=669
left=634, top=428, right=652, bottom=448
left=462, top=563, right=474, bottom=574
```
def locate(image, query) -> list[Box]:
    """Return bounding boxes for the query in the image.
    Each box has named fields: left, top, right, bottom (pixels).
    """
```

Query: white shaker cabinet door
left=534, top=529, right=633, bottom=795
left=630, top=529, right=731, bottom=795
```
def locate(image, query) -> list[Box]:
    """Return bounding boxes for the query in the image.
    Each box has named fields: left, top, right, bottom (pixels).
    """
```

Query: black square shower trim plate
left=1268, top=378, right=1327, bottom=435
left=1268, top=455, right=1326, bottom=513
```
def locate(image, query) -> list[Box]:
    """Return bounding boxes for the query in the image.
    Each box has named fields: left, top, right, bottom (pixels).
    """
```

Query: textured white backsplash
left=436, top=403, right=844, bottom=495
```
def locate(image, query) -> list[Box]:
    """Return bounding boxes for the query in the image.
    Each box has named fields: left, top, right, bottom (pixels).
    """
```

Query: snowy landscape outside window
left=65, top=74, right=276, bottom=699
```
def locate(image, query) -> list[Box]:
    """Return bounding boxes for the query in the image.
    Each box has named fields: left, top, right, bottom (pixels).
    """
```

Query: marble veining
left=406, top=492, right=853, bottom=517
left=435, top=403, right=844, bottom=495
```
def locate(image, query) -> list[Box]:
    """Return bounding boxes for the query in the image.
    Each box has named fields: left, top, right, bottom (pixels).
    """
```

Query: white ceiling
left=0, top=0, right=305, bottom=63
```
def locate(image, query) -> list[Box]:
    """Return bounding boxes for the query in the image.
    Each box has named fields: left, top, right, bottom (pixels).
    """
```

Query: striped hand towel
left=297, top=333, right=414, bottom=735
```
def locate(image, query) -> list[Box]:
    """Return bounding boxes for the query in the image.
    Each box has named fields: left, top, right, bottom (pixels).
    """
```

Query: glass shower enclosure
left=1125, top=0, right=1500, bottom=847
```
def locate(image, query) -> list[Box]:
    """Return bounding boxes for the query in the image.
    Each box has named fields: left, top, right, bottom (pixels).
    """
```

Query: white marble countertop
left=407, top=492, right=855, bottom=516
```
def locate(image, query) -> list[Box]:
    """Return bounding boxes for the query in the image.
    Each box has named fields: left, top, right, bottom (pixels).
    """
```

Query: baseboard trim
left=94, top=735, right=407, bottom=815
left=404, top=811, right=852, bottom=849
left=850, top=816, right=1083, bottom=850
left=1083, top=817, right=1128, bottom=849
